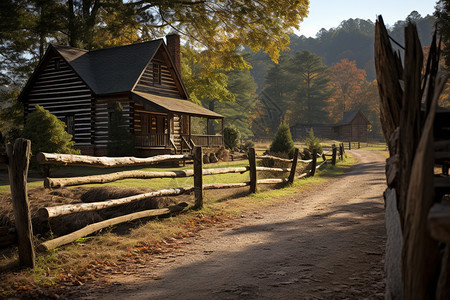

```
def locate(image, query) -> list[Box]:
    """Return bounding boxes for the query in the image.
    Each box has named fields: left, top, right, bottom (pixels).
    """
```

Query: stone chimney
left=166, top=33, right=181, bottom=75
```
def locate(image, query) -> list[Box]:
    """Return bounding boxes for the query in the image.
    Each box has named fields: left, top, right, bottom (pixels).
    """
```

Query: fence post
left=193, top=146, right=203, bottom=209
left=339, top=143, right=344, bottom=160
left=6, top=138, right=35, bottom=268
left=249, top=147, right=257, bottom=193
left=288, top=148, right=299, bottom=184
left=348, top=141, right=351, bottom=150
left=358, top=141, right=360, bottom=149
left=310, top=149, right=317, bottom=177
left=331, top=144, right=337, bottom=166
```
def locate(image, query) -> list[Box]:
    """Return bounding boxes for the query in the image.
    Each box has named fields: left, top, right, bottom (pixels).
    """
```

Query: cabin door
left=140, top=113, right=167, bottom=147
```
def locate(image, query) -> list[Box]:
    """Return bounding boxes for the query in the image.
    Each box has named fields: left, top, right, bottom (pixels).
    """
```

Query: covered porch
left=132, top=91, right=224, bottom=154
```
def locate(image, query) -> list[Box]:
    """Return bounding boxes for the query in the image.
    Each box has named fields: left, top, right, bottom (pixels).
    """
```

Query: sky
left=296, top=0, right=438, bottom=38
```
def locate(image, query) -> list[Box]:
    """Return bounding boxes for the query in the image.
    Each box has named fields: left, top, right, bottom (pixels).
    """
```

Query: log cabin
left=333, top=109, right=370, bottom=142
left=18, top=34, right=224, bottom=156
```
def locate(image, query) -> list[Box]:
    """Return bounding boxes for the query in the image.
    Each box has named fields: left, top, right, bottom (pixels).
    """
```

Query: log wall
left=24, top=54, right=93, bottom=146
left=93, top=96, right=133, bottom=151
left=133, top=49, right=182, bottom=98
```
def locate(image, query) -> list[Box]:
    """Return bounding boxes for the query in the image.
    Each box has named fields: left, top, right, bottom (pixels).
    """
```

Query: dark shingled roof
left=54, top=40, right=162, bottom=95
left=334, top=109, right=368, bottom=126
left=132, top=91, right=223, bottom=118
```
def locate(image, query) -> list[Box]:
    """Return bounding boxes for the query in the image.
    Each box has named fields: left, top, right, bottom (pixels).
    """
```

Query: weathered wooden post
left=310, top=149, right=317, bottom=177
left=339, top=143, right=344, bottom=160
left=358, top=141, right=361, bottom=149
left=248, top=147, right=257, bottom=193
left=6, top=139, right=35, bottom=268
left=331, top=144, right=337, bottom=166
left=288, top=148, right=299, bottom=184
left=348, top=141, right=351, bottom=150
left=341, top=142, right=345, bottom=154
left=193, top=146, right=203, bottom=209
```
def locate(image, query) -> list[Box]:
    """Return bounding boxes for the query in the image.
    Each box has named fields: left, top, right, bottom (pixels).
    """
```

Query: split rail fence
left=1, top=139, right=342, bottom=268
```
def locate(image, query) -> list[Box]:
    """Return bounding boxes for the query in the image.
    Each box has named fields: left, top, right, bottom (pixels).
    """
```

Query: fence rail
left=2, top=139, right=342, bottom=268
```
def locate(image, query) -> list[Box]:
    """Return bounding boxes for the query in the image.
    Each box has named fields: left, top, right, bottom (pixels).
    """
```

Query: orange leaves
left=328, top=59, right=368, bottom=121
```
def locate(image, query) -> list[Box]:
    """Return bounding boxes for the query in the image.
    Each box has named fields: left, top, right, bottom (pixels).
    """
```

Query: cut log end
left=37, top=208, right=50, bottom=221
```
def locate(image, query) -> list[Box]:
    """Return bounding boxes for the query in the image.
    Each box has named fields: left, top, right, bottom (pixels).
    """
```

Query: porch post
left=221, top=118, right=224, bottom=147
left=166, top=115, right=170, bottom=148
left=189, top=115, right=191, bottom=145
left=207, top=118, right=210, bottom=147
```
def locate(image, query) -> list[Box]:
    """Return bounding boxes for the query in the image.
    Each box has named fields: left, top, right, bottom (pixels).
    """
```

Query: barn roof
left=334, top=109, right=370, bottom=126
left=53, top=40, right=163, bottom=95
left=132, top=91, right=223, bottom=118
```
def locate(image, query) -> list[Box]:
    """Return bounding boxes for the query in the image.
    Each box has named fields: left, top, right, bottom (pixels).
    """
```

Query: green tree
left=22, top=105, right=79, bottom=176
left=0, top=88, right=24, bottom=142
left=288, top=50, right=332, bottom=125
left=435, top=0, right=450, bottom=71
left=1, top=0, right=309, bottom=85
left=223, top=125, right=240, bottom=151
left=214, top=68, right=258, bottom=138
left=304, top=128, right=322, bottom=156
left=270, top=123, right=295, bottom=158
left=107, top=102, right=133, bottom=156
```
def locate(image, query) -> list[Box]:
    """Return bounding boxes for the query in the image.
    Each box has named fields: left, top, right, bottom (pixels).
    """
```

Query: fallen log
left=37, top=202, right=188, bottom=252
left=257, top=178, right=288, bottom=184
left=46, top=167, right=250, bottom=188
left=38, top=187, right=194, bottom=221
left=36, top=152, right=192, bottom=168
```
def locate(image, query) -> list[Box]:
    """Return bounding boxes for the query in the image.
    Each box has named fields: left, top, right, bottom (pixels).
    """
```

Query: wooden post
left=193, top=146, right=203, bottom=209
left=358, top=141, right=361, bottom=149
left=339, top=143, right=344, bottom=160
left=348, top=141, right=351, bottom=150
left=249, top=147, right=257, bottom=193
left=6, top=139, right=35, bottom=268
left=288, top=148, right=299, bottom=184
left=310, top=149, right=317, bottom=177
left=188, top=115, right=192, bottom=146
left=341, top=142, right=345, bottom=154
left=332, top=144, right=337, bottom=166
left=221, top=119, right=224, bottom=147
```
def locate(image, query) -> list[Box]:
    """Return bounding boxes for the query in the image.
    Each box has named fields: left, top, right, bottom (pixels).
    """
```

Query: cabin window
left=153, top=63, right=161, bottom=85
left=55, top=58, right=61, bottom=71
left=65, top=115, right=75, bottom=136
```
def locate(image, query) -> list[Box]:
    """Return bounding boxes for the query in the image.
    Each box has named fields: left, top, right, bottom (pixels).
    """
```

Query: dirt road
left=88, top=150, right=386, bottom=299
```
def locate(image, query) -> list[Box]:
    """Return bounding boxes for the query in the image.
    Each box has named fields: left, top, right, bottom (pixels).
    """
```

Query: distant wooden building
left=333, top=109, right=370, bottom=142
left=19, top=34, right=223, bottom=156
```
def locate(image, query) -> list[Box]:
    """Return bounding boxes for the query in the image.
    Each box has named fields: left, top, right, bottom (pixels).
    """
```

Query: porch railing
left=190, top=134, right=223, bottom=147
left=135, top=134, right=167, bottom=147
left=135, top=134, right=223, bottom=149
